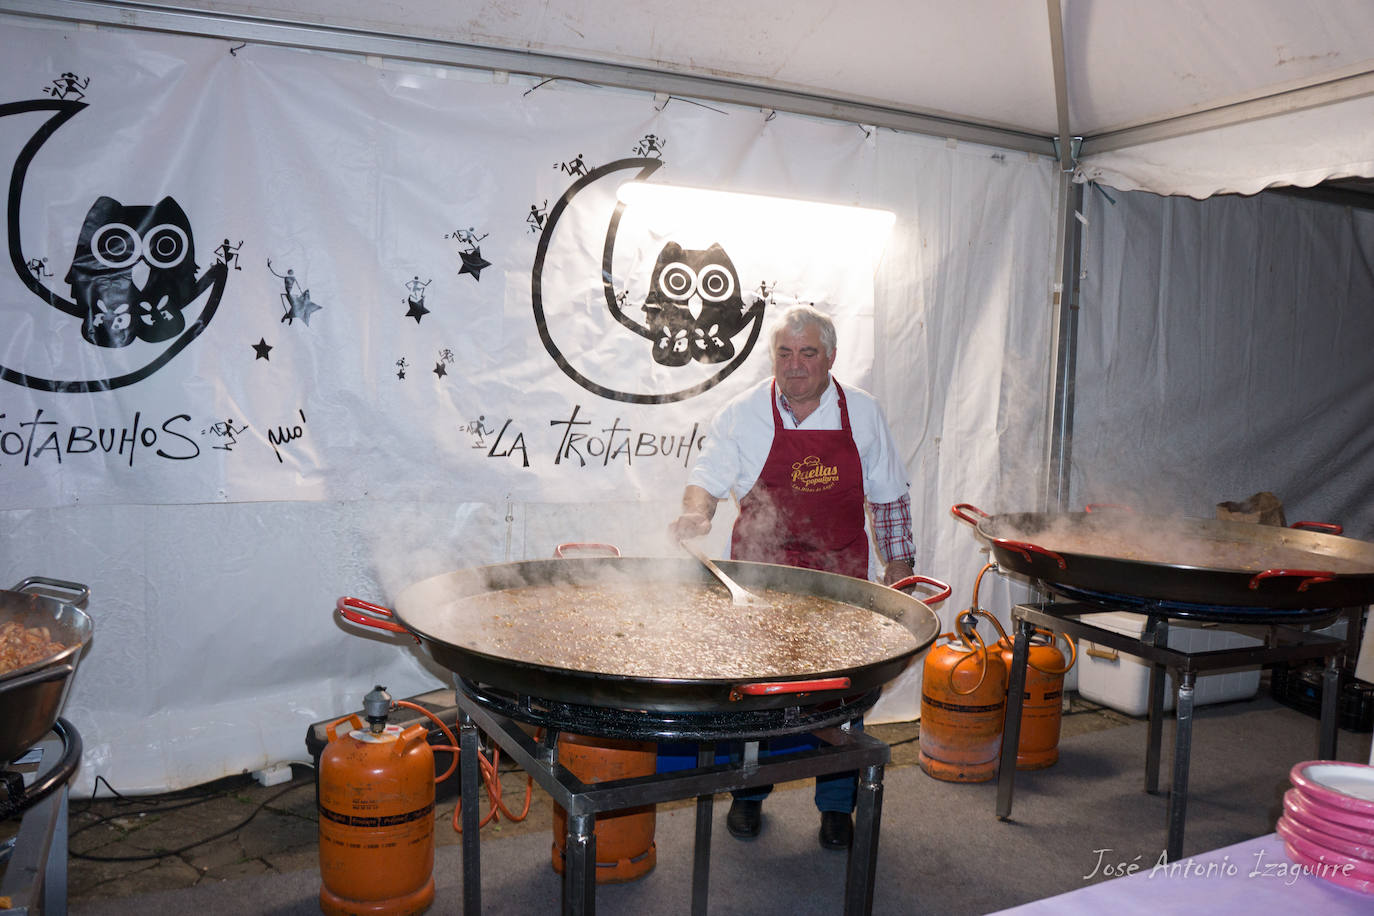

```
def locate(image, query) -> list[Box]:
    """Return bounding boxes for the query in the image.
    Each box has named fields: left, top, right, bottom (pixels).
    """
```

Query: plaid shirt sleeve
left=870, top=493, right=915, bottom=566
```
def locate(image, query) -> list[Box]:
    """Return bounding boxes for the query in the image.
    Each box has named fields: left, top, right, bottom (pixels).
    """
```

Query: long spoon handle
left=680, top=539, right=770, bottom=606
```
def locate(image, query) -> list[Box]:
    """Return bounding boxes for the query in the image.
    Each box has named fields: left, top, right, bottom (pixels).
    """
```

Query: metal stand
left=455, top=686, right=891, bottom=915
left=2, top=720, right=81, bottom=916
left=996, top=603, right=1346, bottom=861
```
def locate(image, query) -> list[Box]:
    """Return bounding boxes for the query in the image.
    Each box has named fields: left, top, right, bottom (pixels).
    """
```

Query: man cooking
left=669, top=304, right=915, bottom=851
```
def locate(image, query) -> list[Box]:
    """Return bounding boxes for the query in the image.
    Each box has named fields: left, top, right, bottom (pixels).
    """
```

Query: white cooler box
left=1076, top=612, right=1263, bottom=716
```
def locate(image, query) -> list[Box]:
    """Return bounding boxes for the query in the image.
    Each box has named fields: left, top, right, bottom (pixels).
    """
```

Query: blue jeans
left=729, top=721, right=862, bottom=813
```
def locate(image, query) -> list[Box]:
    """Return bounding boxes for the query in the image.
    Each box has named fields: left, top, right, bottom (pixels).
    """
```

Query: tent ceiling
left=5, top=0, right=1374, bottom=195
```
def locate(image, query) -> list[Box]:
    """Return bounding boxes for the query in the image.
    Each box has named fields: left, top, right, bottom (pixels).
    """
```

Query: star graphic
left=252, top=338, right=273, bottom=360
left=281, top=290, right=322, bottom=326
left=406, top=299, right=430, bottom=323
left=458, top=246, right=492, bottom=281
left=433, top=362, right=447, bottom=378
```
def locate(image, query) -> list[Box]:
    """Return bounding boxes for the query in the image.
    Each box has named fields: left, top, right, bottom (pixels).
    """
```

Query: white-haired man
left=670, top=304, right=915, bottom=850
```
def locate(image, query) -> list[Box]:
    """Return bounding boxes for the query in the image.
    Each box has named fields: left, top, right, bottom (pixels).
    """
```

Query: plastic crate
left=1270, top=662, right=1374, bottom=733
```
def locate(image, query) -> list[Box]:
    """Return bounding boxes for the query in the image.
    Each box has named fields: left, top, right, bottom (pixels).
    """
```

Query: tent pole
left=1082, top=69, right=1374, bottom=156
left=1041, top=0, right=1081, bottom=513
left=1042, top=173, right=1082, bottom=513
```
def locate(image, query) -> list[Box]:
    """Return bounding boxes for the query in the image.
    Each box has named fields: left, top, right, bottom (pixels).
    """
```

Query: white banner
left=0, top=26, right=885, bottom=509
left=0, top=19, right=1062, bottom=793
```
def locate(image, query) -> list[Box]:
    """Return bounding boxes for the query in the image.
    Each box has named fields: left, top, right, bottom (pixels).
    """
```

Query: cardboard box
left=1076, top=612, right=1262, bottom=716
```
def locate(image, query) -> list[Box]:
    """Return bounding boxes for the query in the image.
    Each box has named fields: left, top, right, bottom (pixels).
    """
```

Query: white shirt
left=688, top=376, right=910, bottom=505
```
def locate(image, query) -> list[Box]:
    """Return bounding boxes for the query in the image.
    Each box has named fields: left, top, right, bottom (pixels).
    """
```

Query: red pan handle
left=890, top=575, right=952, bottom=605
left=951, top=504, right=1066, bottom=569
left=336, top=596, right=419, bottom=642
left=730, top=677, right=852, bottom=700
left=990, top=537, right=1068, bottom=570
left=950, top=503, right=988, bottom=525
left=554, top=542, right=622, bottom=558
left=1291, top=521, right=1343, bottom=535
left=1248, top=569, right=1337, bottom=592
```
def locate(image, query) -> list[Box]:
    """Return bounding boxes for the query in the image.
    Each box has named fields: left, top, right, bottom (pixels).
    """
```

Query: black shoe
left=819, top=811, right=852, bottom=850
left=726, top=799, right=762, bottom=838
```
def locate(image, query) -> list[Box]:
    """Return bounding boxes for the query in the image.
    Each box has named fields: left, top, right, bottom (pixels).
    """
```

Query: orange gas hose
left=1026, top=629, right=1077, bottom=676
left=392, top=699, right=534, bottom=833
left=947, top=622, right=992, bottom=695
left=945, top=563, right=1015, bottom=694
left=970, top=562, right=994, bottom=609
left=968, top=562, right=1076, bottom=675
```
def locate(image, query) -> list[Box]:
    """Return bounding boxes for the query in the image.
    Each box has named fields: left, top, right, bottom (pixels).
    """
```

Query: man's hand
left=882, top=559, right=915, bottom=586
left=669, top=511, right=712, bottom=541
left=671, top=485, right=718, bottom=542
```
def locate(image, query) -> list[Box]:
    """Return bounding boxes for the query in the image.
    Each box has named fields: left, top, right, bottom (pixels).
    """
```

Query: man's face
left=772, top=324, right=835, bottom=404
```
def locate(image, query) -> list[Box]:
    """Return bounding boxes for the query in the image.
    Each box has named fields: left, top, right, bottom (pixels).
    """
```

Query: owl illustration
left=641, top=241, right=748, bottom=367
left=63, top=196, right=200, bottom=347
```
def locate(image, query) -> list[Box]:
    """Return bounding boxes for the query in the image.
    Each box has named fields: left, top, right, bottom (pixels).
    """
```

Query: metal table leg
left=1319, top=656, right=1340, bottom=759
left=459, top=708, right=483, bottom=916
left=0, top=782, right=69, bottom=916
left=844, top=763, right=885, bottom=916
left=50, top=788, right=69, bottom=915
left=451, top=689, right=892, bottom=914
left=1165, top=670, right=1196, bottom=861
left=563, top=811, right=596, bottom=916
left=996, top=618, right=1034, bottom=820
left=997, top=602, right=1351, bottom=860
left=1144, top=617, right=1169, bottom=794
left=691, top=743, right=715, bottom=916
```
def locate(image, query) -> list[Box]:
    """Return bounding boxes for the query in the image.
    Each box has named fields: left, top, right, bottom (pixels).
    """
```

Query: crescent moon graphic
left=531, top=157, right=764, bottom=405
left=2, top=99, right=227, bottom=393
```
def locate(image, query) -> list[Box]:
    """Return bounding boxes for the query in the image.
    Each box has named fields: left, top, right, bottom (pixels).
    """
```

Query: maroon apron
left=731, top=380, right=869, bottom=579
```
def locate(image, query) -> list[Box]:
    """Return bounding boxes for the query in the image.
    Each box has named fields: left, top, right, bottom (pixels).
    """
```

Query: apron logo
left=791, top=455, right=838, bottom=492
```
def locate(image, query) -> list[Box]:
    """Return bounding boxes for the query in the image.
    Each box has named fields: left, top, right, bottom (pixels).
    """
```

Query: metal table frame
left=996, top=602, right=1350, bottom=862
left=454, top=687, right=891, bottom=915
left=1, top=723, right=78, bottom=916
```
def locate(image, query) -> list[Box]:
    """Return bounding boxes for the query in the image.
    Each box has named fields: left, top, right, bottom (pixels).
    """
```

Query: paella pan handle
left=335, top=596, right=420, bottom=643
left=1248, top=569, right=1337, bottom=593
left=991, top=537, right=1068, bottom=570
left=11, top=577, right=89, bottom=610
left=1291, top=521, right=1343, bottom=535
left=553, top=543, right=622, bottom=558
left=730, top=677, right=852, bottom=701
left=890, top=575, right=952, bottom=605
left=950, top=503, right=989, bottom=525
left=949, top=504, right=1068, bottom=570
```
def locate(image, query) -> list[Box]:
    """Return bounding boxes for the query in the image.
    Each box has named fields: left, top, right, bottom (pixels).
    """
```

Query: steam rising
left=357, top=501, right=506, bottom=600
left=985, top=509, right=1374, bottom=574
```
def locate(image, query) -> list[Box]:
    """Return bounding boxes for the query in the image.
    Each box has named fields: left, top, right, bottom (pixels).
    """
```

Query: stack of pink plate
left=1278, top=760, right=1374, bottom=894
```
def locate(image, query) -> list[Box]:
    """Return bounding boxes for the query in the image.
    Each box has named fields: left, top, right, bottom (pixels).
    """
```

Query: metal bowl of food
left=0, top=578, right=92, bottom=768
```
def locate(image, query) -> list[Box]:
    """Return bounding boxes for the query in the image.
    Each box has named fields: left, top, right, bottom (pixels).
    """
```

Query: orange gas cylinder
left=551, top=732, right=657, bottom=883
left=998, top=628, right=1076, bottom=770
left=319, top=687, right=436, bottom=916
left=919, top=614, right=1008, bottom=783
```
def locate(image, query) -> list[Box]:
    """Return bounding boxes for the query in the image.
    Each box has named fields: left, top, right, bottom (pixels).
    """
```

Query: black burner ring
left=1, top=717, right=82, bottom=821
left=457, top=678, right=880, bottom=742
left=1047, top=584, right=1344, bottom=626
